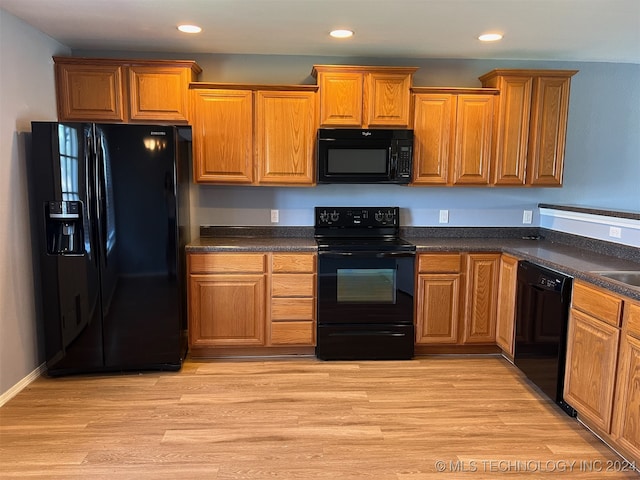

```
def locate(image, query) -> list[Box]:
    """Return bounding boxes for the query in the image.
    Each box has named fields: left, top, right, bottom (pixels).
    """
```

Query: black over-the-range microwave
left=317, top=128, right=414, bottom=184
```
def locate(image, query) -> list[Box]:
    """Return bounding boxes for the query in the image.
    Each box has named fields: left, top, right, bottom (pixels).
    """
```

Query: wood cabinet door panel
left=564, top=309, right=620, bottom=432
left=452, top=95, right=494, bottom=185
left=189, top=274, right=265, bottom=347
left=318, top=72, right=363, bottom=127
left=191, top=89, right=254, bottom=183
left=572, top=281, right=623, bottom=327
left=463, top=253, right=499, bottom=343
left=129, top=66, right=189, bottom=122
left=492, top=76, right=533, bottom=185
left=412, top=94, right=453, bottom=185
left=416, top=274, right=460, bottom=344
left=528, top=76, right=571, bottom=185
left=272, top=253, right=316, bottom=273
left=270, top=321, right=315, bottom=346
left=417, top=253, right=461, bottom=274
left=272, top=274, right=315, bottom=297
left=256, top=90, right=316, bottom=185
left=189, top=253, right=265, bottom=274
left=496, top=255, right=518, bottom=356
left=56, top=63, right=125, bottom=121
left=366, top=73, right=412, bottom=127
left=612, top=332, right=640, bottom=461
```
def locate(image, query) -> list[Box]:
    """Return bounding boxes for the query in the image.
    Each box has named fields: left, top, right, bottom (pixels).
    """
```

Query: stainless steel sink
left=590, top=271, right=640, bottom=288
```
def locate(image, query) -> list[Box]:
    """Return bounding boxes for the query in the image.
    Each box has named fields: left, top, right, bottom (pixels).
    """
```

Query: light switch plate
left=270, top=209, right=279, bottom=223
left=609, top=226, right=622, bottom=238
left=523, top=210, right=533, bottom=224
left=439, top=210, right=449, bottom=224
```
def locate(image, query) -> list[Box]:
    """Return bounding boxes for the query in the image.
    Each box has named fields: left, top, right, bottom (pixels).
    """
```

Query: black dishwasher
left=514, top=261, right=576, bottom=417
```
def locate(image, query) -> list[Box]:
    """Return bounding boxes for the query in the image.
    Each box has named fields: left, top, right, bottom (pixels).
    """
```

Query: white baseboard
left=0, top=363, right=46, bottom=407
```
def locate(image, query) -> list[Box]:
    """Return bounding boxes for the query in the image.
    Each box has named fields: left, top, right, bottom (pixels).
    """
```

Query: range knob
left=374, top=210, right=384, bottom=222
left=319, top=210, right=329, bottom=223
left=330, top=210, right=340, bottom=222
left=385, top=210, right=395, bottom=222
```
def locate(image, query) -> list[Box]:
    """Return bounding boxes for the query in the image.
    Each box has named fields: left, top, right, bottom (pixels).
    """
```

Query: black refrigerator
left=28, top=122, right=191, bottom=376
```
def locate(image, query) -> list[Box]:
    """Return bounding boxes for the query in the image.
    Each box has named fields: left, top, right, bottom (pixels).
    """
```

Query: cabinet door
left=564, top=309, right=620, bottom=432
left=492, top=76, right=533, bottom=185
left=55, top=63, right=125, bottom=122
left=527, top=76, right=572, bottom=186
left=462, top=253, right=499, bottom=343
left=255, top=90, right=317, bottom=185
left=412, top=94, right=454, bottom=185
left=452, top=95, right=494, bottom=185
left=317, top=71, right=363, bottom=127
left=415, top=274, right=460, bottom=344
left=191, top=89, right=254, bottom=183
left=495, top=255, right=518, bottom=356
left=189, top=274, right=265, bottom=347
left=612, top=302, right=640, bottom=462
left=366, top=72, right=412, bottom=127
left=128, top=66, right=190, bottom=122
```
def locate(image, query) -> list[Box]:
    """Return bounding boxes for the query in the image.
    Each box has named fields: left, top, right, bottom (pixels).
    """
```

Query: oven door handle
left=318, top=251, right=415, bottom=258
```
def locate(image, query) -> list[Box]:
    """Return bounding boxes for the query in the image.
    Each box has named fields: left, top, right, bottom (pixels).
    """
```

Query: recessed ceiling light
left=478, top=33, right=503, bottom=42
left=330, top=29, right=354, bottom=39
left=177, top=24, right=202, bottom=34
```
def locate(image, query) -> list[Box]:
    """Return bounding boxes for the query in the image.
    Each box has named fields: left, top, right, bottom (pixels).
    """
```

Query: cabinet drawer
left=272, top=298, right=315, bottom=321
left=572, top=281, right=623, bottom=327
left=189, top=253, right=265, bottom=274
left=272, top=253, right=316, bottom=273
left=418, top=254, right=462, bottom=273
left=270, top=321, right=315, bottom=345
left=625, top=301, right=640, bottom=339
left=272, top=274, right=315, bottom=297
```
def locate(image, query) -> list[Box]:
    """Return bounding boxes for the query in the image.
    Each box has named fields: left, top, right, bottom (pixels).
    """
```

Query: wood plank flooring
left=1, top=356, right=638, bottom=479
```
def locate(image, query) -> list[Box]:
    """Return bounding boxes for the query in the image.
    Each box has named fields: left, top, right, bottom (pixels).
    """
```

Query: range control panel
left=315, top=207, right=399, bottom=227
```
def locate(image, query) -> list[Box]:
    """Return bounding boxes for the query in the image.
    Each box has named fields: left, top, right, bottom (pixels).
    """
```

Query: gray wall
left=0, top=9, right=70, bottom=398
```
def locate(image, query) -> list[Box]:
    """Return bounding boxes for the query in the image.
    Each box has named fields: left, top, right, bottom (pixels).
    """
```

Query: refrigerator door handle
left=95, top=133, right=109, bottom=267
left=84, top=132, right=98, bottom=267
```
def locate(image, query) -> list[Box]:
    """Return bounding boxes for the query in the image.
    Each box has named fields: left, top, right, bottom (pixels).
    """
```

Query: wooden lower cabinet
left=612, top=300, right=640, bottom=464
left=564, top=281, right=623, bottom=432
left=495, top=254, right=518, bottom=356
left=462, top=253, right=500, bottom=343
left=415, top=254, right=462, bottom=344
left=187, top=252, right=317, bottom=354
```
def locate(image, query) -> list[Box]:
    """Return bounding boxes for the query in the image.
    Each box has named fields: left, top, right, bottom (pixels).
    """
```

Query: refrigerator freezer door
left=29, top=122, right=104, bottom=374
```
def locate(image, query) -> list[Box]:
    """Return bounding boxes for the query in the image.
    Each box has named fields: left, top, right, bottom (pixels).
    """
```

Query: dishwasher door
left=514, top=261, right=576, bottom=416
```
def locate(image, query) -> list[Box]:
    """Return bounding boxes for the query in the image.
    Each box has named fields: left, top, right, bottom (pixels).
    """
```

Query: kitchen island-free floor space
left=1, top=357, right=636, bottom=479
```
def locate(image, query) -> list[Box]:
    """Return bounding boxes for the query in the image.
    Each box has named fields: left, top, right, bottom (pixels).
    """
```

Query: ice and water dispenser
left=46, top=200, right=84, bottom=255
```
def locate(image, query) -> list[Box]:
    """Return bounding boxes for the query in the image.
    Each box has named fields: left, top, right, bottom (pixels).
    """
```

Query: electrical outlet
left=609, top=226, right=622, bottom=238
left=523, top=210, right=533, bottom=224
left=270, top=209, right=279, bottom=223
left=439, top=210, right=449, bottom=224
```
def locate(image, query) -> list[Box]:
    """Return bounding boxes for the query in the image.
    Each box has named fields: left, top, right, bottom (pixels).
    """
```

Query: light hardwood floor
left=1, top=356, right=637, bottom=479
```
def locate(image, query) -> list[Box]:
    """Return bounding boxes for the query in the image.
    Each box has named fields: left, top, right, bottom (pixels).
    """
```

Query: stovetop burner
left=314, top=206, right=415, bottom=252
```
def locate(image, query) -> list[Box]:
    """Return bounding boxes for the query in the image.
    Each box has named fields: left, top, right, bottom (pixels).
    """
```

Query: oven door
left=317, top=251, right=415, bottom=325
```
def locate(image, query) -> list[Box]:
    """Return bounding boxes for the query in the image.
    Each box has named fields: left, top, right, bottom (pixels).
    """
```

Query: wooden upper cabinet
left=190, top=88, right=254, bottom=184
left=411, top=93, right=454, bottom=185
left=55, top=62, right=126, bottom=122
left=411, top=89, right=497, bottom=186
left=54, top=57, right=201, bottom=123
left=128, top=65, right=193, bottom=122
left=480, top=69, right=577, bottom=186
left=315, top=70, right=363, bottom=126
left=312, top=65, right=418, bottom=128
left=255, top=89, right=317, bottom=185
left=451, top=94, right=495, bottom=185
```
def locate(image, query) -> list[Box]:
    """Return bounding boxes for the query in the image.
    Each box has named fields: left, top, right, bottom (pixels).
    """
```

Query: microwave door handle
left=389, top=147, right=397, bottom=178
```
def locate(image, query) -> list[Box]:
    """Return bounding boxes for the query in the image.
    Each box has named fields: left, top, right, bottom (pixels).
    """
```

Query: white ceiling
left=1, top=0, right=639, bottom=63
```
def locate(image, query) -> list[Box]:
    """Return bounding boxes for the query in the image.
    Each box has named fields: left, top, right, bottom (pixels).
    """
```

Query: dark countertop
left=187, top=233, right=640, bottom=301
